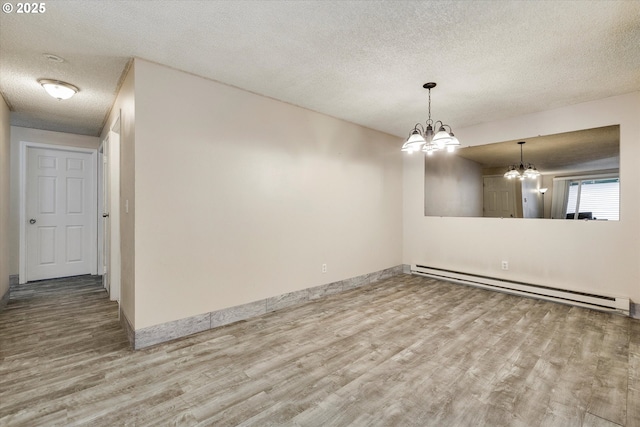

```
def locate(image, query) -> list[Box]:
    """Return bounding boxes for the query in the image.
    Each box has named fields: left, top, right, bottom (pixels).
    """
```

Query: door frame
left=98, top=113, right=121, bottom=303
left=98, top=141, right=106, bottom=287
left=19, top=141, right=98, bottom=284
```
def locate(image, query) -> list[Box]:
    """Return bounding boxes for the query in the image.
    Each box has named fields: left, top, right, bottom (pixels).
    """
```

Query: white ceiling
left=1, top=1, right=639, bottom=138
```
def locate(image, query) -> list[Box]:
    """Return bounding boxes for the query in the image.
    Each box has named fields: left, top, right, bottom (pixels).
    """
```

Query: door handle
left=102, top=213, right=109, bottom=218
left=29, top=219, right=36, bottom=224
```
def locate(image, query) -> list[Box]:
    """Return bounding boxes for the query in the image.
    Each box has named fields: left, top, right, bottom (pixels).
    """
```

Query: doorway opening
left=98, top=113, right=121, bottom=303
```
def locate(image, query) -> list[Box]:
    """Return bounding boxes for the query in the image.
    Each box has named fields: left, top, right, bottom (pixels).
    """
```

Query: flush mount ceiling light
left=38, top=79, right=79, bottom=100
left=504, top=141, right=541, bottom=180
left=401, top=82, right=460, bottom=155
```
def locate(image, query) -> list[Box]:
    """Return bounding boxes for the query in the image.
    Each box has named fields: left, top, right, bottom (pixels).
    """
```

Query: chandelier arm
left=434, top=120, right=444, bottom=129
left=438, top=123, right=453, bottom=133
left=413, top=123, right=425, bottom=134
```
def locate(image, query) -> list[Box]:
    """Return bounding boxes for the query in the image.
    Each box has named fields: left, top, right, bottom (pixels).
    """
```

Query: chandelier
left=504, top=141, right=541, bottom=179
left=401, top=82, right=460, bottom=155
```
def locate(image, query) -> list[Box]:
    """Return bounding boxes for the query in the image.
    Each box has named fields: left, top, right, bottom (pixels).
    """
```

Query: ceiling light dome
left=524, top=165, right=541, bottom=179
left=401, top=130, right=426, bottom=153
left=432, top=126, right=452, bottom=149
left=504, top=166, right=520, bottom=179
left=443, top=132, right=460, bottom=153
left=38, top=79, right=79, bottom=100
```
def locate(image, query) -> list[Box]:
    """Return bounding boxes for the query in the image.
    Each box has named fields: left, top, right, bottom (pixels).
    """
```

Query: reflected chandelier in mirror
left=424, top=125, right=620, bottom=220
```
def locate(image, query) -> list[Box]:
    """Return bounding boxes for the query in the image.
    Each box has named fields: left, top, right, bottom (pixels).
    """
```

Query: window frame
left=554, top=172, right=620, bottom=221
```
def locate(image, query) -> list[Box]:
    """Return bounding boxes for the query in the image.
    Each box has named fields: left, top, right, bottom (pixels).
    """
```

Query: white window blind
left=565, top=178, right=619, bottom=220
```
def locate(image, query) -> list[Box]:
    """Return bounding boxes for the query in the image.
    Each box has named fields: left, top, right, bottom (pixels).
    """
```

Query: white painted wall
left=0, top=97, right=10, bottom=301
left=133, top=59, right=403, bottom=329
left=424, top=154, right=483, bottom=217
left=403, top=91, right=640, bottom=301
left=101, top=61, right=135, bottom=326
left=9, top=127, right=99, bottom=277
left=521, top=176, right=541, bottom=219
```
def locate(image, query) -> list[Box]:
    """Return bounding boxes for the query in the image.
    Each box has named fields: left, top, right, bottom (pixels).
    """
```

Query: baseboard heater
left=412, top=264, right=630, bottom=316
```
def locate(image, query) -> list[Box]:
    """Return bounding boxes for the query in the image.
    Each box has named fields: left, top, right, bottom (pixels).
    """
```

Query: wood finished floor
left=0, top=274, right=639, bottom=427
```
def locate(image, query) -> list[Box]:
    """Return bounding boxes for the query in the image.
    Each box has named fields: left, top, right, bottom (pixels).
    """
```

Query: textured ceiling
left=455, top=125, right=620, bottom=175
left=1, top=1, right=639, bottom=137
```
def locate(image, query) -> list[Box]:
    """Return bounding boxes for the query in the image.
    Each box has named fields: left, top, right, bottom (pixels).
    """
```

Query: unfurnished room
left=0, top=1, right=639, bottom=426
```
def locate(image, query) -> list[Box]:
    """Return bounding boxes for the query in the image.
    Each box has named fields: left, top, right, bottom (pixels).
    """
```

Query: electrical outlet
left=321, top=264, right=327, bottom=273
left=501, top=261, right=509, bottom=270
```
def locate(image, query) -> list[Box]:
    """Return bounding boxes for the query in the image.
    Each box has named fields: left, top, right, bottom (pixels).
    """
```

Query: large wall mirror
left=424, top=125, right=620, bottom=220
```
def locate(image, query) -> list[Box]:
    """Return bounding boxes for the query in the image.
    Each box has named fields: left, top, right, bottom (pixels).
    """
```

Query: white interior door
left=25, top=146, right=96, bottom=281
left=483, top=176, right=516, bottom=218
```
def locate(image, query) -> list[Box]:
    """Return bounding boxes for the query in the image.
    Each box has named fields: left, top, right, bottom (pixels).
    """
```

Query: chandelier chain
left=428, top=88, right=431, bottom=123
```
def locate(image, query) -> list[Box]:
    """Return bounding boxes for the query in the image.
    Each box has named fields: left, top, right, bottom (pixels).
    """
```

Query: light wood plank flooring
left=1, top=274, right=638, bottom=426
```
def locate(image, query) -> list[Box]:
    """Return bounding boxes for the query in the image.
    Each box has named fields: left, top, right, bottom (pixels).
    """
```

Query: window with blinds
left=565, top=177, right=619, bottom=220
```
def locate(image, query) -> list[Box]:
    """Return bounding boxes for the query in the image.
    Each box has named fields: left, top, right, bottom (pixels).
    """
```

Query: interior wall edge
left=0, top=96, right=10, bottom=309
